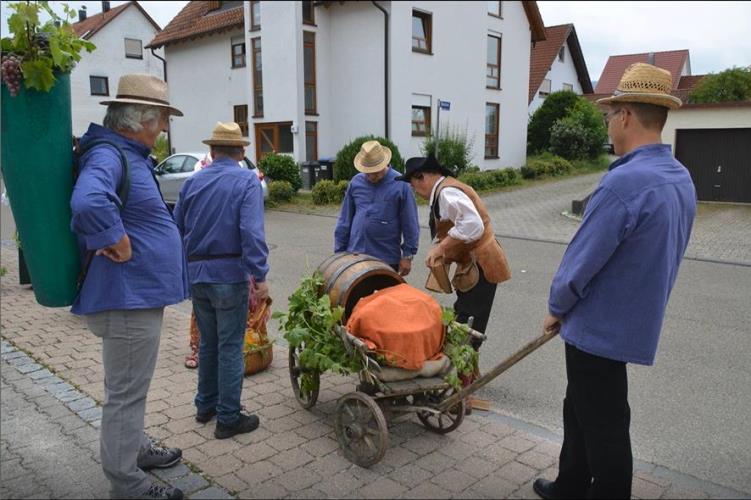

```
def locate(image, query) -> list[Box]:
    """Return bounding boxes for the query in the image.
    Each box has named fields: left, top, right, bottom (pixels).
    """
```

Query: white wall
left=166, top=30, right=248, bottom=154
left=663, top=106, right=751, bottom=153
left=529, top=39, right=584, bottom=115
left=70, top=5, right=163, bottom=137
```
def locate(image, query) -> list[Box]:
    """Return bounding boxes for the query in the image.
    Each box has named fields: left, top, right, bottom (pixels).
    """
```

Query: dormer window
left=558, top=46, right=565, bottom=62
left=124, top=38, right=142, bottom=59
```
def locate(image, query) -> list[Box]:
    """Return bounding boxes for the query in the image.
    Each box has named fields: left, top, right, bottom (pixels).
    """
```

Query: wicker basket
left=243, top=297, right=273, bottom=376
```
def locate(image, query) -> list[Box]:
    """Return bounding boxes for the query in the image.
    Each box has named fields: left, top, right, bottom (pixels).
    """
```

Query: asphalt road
left=262, top=209, right=751, bottom=495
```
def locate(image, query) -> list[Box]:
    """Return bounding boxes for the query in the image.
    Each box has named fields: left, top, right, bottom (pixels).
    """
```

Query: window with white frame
left=539, top=78, right=552, bottom=97
left=124, top=38, right=142, bottom=59
left=563, top=83, right=574, bottom=92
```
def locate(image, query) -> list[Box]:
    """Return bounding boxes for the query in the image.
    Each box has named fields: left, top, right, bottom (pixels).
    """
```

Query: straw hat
left=597, top=63, right=682, bottom=109
left=354, top=140, right=392, bottom=173
left=100, top=73, right=183, bottom=116
left=202, top=122, right=250, bottom=147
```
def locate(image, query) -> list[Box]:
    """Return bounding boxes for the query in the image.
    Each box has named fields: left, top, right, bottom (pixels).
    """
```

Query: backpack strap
left=79, top=140, right=131, bottom=210
left=75, top=140, right=131, bottom=293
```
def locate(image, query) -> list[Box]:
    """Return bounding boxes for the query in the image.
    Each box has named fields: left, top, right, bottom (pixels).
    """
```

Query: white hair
left=103, top=103, right=165, bottom=133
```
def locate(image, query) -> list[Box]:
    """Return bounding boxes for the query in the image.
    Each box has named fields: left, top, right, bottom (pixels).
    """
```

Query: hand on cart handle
left=543, top=313, right=561, bottom=334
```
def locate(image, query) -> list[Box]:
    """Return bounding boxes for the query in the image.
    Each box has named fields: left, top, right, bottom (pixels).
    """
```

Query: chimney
left=647, top=52, right=655, bottom=65
left=78, top=5, right=87, bottom=22
left=102, top=1, right=111, bottom=13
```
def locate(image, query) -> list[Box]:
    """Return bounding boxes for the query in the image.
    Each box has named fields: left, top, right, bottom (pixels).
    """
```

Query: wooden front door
left=254, top=122, right=293, bottom=162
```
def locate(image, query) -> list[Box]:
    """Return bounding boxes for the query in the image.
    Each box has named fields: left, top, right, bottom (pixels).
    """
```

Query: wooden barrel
left=317, top=252, right=405, bottom=320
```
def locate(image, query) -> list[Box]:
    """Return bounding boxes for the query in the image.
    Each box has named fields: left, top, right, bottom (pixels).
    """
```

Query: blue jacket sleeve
left=548, top=186, right=633, bottom=318
left=70, top=147, right=126, bottom=251
left=334, top=182, right=355, bottom=253
left=239, top=176, right=269, bottom=282
left=400, top=185, right=420, bottom=257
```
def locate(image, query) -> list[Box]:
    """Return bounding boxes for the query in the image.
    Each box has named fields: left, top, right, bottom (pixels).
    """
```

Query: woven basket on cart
left=244, top=297, right=273, bottom=376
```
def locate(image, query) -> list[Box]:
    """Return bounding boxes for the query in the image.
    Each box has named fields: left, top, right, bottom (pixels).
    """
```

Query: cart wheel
left=288, top=344, right=319, bottom=409
left=335, top=392, right=388, bottom=467
left=417, top=388, right=465, bottom=434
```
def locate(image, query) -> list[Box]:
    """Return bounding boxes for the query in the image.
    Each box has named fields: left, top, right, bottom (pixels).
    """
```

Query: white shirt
left=429, top=177, right=484, bottom=243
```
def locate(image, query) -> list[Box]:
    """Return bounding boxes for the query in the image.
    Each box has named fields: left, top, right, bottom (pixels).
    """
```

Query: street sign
left=439, top=100, right=451, bottom=110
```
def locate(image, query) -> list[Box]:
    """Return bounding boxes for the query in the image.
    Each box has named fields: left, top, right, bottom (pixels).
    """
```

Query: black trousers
left=454, top=265, right=497, bottom=349
left=555, top=343, right=632, bottom=499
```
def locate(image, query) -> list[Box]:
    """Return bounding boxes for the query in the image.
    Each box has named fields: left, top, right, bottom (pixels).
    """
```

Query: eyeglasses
left=604, top=108, right=623, bottom=126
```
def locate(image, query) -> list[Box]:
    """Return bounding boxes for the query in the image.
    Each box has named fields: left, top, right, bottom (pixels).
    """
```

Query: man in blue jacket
left=533, top=63, right=697, bottom=499
left=173, top=122, right=269, bottom=441
left=334, top=140, right=419, bottom=275
left=71, top=74, right=188, bottom=500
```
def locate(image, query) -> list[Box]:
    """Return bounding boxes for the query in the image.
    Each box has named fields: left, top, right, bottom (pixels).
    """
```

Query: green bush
left=421, top=125, right=475, bottom=176
left=550, top=100, right=608, bottom=160
left=689, top=66, right=751, bottom=103
left=527, top=90, right=581, bottom=154
left=152, top=133, right=169, bottom=163
left=312, top=180, right=349, bottom=205
left=268, top=180, right=295, bottom=203
left=522, top=153, right=574, bottom=179
left=457, top=166, right=523, bottom=192
left=333, top=135, right=404, bottom=181
left=259, top=153, right=302, bottom=191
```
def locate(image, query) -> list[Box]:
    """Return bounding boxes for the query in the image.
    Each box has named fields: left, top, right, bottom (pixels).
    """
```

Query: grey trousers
left=87, top=308, right=164, bottom=498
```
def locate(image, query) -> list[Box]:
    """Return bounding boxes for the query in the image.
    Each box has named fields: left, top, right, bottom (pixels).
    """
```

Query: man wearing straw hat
left=533, top=63, right=696, bottom=499
left=173, top=122, right=269, bottom=441
left=334, top=140, right=419, bottom=276
left=71, top=74, right=188, bottom=499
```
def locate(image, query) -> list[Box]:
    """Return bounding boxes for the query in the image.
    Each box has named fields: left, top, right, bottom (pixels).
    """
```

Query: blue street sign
left=439, top=100, right=451, bottom=110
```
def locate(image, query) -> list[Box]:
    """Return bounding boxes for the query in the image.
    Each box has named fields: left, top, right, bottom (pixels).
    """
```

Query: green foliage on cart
left=441, top=308, right=480, bottom=390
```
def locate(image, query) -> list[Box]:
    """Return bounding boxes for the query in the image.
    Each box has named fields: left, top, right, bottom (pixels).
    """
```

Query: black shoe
left=534, top=478, right=576, bottom=500
left=195, top=408, right=216, bottom=423
left=137, top=443, right=182, bottom=470
left=214, top=413, right=260, bottom=440
left=138, top=483, right=183, bottom=499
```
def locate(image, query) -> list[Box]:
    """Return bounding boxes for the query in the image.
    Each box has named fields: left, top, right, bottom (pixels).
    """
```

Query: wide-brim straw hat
left=100, top=73, right=183, bottom=116
left=354, top=140, right=392, bottom=173
left=202, top=122, right=250, bottom=146
left=597, top=63, right=682, bottom=109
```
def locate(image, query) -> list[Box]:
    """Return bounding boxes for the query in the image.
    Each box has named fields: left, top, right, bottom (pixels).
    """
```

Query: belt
left=187, top=253, right=241, bottom=262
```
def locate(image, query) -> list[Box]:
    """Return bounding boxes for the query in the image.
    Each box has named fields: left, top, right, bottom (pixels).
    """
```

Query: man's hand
left=425, top=246, right=444, bottom=268
left=254, top=281, right=270, bottom=302
left=398, top=258, right=412, bottom=277
left=96, top=234, right=132, bottom=263
left=543, top=313, right=562, bottom=334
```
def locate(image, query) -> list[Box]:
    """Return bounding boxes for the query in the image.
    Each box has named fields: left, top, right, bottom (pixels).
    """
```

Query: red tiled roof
left=72, top=2, right=160, bottom=40
left=594, top=49, right=690, bottom=94
left=529, top=24, right=593, bottom=103
left=522, top=2, right=547, bottom=43
left=585, top=73, right=708, bottom=107
left=146, top=2, right=244, bottom=49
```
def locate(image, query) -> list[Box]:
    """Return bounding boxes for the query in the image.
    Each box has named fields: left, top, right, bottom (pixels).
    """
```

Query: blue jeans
left=191, top=282, right=249, bottom=426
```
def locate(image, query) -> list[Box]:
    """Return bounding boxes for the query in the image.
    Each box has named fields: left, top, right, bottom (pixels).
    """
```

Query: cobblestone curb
left=1, top=338, right=234, bottom=499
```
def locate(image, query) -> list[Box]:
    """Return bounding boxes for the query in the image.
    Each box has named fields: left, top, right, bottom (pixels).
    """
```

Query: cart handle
left=437, top=328, right=560, bottom=412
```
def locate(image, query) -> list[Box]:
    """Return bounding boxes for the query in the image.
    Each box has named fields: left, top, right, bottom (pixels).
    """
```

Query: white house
left=71, top=1, right=164, bottom=137
left=528, top=23, right=592, bottom=115
left=151, top=1, right=546, bottom=170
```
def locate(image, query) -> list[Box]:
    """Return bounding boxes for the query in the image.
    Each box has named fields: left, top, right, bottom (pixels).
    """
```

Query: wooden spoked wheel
left=288, top=344, right=319, bottom=409
left=417, top=387, right=465, bottom=434
left=335, top=392, right=389, bottom=467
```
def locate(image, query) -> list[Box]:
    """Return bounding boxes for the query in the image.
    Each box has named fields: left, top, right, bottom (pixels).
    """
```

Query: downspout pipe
left=150, top=47, right=172, bottom=154
left=371, top=1, right=389, bottom=139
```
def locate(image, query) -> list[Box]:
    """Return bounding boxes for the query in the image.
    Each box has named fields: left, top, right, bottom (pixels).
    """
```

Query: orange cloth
left=346, top=283, right=444, bottom=371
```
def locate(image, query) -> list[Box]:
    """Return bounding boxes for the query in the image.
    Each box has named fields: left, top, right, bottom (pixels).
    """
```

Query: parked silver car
left=154, top=152, right=269, bottom=205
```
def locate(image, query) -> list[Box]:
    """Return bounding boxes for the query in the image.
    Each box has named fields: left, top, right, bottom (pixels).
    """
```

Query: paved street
left=1, top=174, right=750, bottom=499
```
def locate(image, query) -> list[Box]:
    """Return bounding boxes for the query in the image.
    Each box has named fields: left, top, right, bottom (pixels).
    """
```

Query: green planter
left=1, top=74, right=81, bottom=307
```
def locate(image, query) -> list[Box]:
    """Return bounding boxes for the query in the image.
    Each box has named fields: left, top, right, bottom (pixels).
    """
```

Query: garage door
left=674, top=128, right=751, bottom=203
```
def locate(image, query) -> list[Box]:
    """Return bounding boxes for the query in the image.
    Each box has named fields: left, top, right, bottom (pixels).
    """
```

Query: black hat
left=395, top=154, right=455, bottom=182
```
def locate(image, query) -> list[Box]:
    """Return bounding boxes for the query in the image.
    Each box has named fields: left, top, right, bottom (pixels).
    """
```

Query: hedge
left=259, top=153, right=302, bottom=192
left=268, top=180, right=295, bottom=203
left=312, top=180, right=349, bottom=205
left=334, top=135, right=404, bottom=181
left=457, top=167, right=522, bottom=192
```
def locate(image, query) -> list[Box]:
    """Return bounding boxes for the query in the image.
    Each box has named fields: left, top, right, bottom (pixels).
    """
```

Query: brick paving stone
left=401, top=480, right=454, bottom=499
left=532, top=440, right=561, bottom=458
left=28, top=368, right=54, bottom=380
left=238, top=480, right=287, bottom=499
left=413, top=452, right=455, bottom=474
left=430, top=467, right=477, bottom=493
left=189, top=486, right=234, bottom=499
left=476, top=442, right=519, bottom=467
left=382, top=445, right=420, bottom=467
left=496, top=460, right=538, bottom=485
left=163, top=403, right=197, bottom=420
left=307, top=451, right=353, bottom=478
left=436, top=440, right=477, bottom=462
left=233, top=426, right=273, bottom=445
left=152, top=463, right=190, bottom=481
left=66, top=396, right=96, bottom=412
left=632, top=476, right=667, bottom=499
left=314, top=470, right=365, bottom=498
left=455, top=456, right=499, bottom=480
left=516, top=449, right=557, bottom=470
left=299, top=434, right=339, bottom=457
left=497, top=434, right=537, bottom=453
left=213, top=472, right=248, bottom=494
left=264, top=415, right=303, bottom=433
left=269, top=448, right=315, bottom=471
left=170, top=473, right=209, bottom=494
left=278, top=467, right=323, bottom=492
left=296, top=421, right=332, bottom=440
left=56, top=390, right=85, bottom=403
left=473, top=474, right=518, bottom=499
left=164, top=431, right=206, bottom=451
left=77, top=406, right=103, bottom=422
left=235, top=460, right=284, bottom=484
left=359, top=477, right=408, bottom=499
left=286, top=487, right=329, bottom=499
left=258, top=403, right=297, bottom=420
left=388, top=463, right=434, bottom=487
left=194, top=453, right=243, bottom=478
left=401, top=434, right=443, bottom=456
left=661, top=485, right=710, bottom=499
left=233, top=441, right=277, bottom=463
